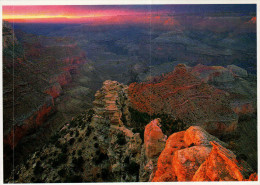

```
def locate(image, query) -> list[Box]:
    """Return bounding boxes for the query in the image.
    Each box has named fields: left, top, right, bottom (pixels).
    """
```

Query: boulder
left=172, top=146, right=211, bottom=181
left=152, top=131, right=187, bottom=182
left=144, top=119, right=167, bottom=158
left=184, top=126, right=227, bottom=147
left=192, top=141, right=254, bottom=181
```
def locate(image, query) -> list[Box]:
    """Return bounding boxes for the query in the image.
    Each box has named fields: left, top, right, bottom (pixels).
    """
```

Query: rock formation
left=7, top=80, right=257, bottom=183
left=191, top=64, right=256, bottom=116
left=3, top=21, right=88, bottom=150
left=128, top=64, right=238, bottom=135
left=139, top=119, right=167, bottom=181
left=153, top=126, right=256, bottom=182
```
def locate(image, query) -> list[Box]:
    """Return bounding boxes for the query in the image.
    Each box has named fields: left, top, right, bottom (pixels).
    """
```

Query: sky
left=2, top=5, right=256, bottom=24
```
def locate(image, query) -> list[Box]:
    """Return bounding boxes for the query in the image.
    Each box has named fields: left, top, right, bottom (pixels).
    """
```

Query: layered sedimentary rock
left=191, top=64, right=256, bottom=115
left=8, top=80, right=143, bottom=183
left=4, top=96, right=55, bottom=148
left=90, top=80, right=142, bottom=181
left=128, top=64, right=238, bottom=135
left=8, top=80, right=257, bottom=183
left=3, top=21, right=88, bottom=151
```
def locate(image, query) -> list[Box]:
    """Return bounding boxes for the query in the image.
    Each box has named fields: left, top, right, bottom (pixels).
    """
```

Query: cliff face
left=191, top=64, right=256, bottom=116
left=3, top=21, right=92, bottom=180
left=8, top=79, right=257, bottom=183
left=139, top=119, right=166, bottom=182
left=128, top=64, right=238, bottom=136
left=8, top=80, right=143, bottom=182
left=3, top=21, right=89, bottom=148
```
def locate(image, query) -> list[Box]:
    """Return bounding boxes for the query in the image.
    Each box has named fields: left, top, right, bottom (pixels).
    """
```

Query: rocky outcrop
left=183, top=126, right=227, bottom=147
left=192, top=141, right=254, bottom=181
left=8, top=80, right=144, bottom=182
left=90, top=80, right=142, bottom=182
left=152, top=126, right=256, bottom=182
left=173, top=146, right=211, bottom=181
left=139, top=119, right=167, bottom=181
left=7, top=80, right=257, bottom=182
left=191, top=64, right=256, bottom=116
left=128, top=64, right=238, bottom=135
left=144, top=119, right=167, bottom=158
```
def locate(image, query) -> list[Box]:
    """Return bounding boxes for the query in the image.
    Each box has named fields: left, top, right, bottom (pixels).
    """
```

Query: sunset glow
left=2, top=5, right=157, bottom=24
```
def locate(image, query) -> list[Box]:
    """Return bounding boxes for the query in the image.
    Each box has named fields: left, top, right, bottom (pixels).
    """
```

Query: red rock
left=246, top=173, right=258, bottom=181
left=184, top=126, right=227, bottom=147
left=192, top=141, right=254, bottom=181
left=152, top=131, right=187, bottom=182
left=45, top=83, right=62, bottom=99
left=172, top=146, right=211, bottom=181
left=128, top=64, right=237, bottom=134
left=4, top=103, right=55, bottom=148
left=144, top=119, right=167, bottom=158
left=153, top=126, right=256, bottom=182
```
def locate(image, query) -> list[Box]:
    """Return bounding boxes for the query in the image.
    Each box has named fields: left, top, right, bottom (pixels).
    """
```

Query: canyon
left=2, top=6, right=257, bottom=182
left=7, top=79, right=257, bottom=182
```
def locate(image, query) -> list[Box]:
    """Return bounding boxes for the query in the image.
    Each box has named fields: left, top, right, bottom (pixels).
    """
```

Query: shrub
left=85, top=127, right=92, bottom=137
left=33, top=161, right=44, bottom=175
left=58, top=169, right=66, bottom=177
left=52, top=153, right=67, bottom=167
left=61, top=144, right=68, bottom=153
left=69, top=138, right=75, bottom=145
left=65, top=175, right=83, bottom=182
left=50, top=133, right=60, bottom=144
left=77, top=149, right=82, bottom=156
left=75, top=130, right=79, bottom=137
left=117, top=133, right=126, bottom=145
left=125, top=161, right=140, bottom=175
left=72, top=156, right=84, bottom=172
left=40, top=155, right=47, bottom=161
left=94, top=143, right=99, bottom=149
left=101, top=169, right=110, bottom=180
left=94, top=151, right=109, bottom=165
left=78, top=137, right=83, bottom=142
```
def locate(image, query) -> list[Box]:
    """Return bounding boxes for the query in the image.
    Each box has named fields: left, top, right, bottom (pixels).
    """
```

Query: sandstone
left=153, top=126, right=256, bottom=182
left=144, top=119, right=167, bottom=158
left=172, top=146, right=211, bottom=181
left=128, top=65, right=238, bottom=134
left=152, top=131, right=187, bottom=182
left=192, top=141, right=254, bottom=181
left=184, top=126, right=227, bottom=147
